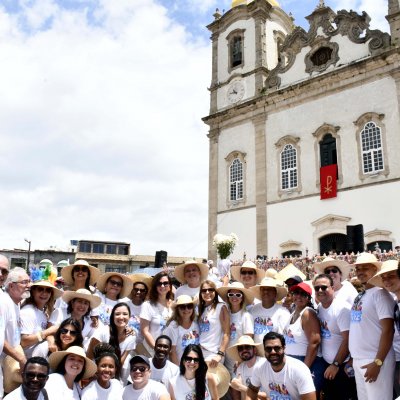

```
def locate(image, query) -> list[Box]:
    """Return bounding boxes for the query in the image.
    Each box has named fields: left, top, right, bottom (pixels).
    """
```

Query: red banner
left=320, top=165, right=337, bottom=200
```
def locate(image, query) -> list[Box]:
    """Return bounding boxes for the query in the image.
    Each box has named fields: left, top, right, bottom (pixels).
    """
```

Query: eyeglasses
left=131, top=366, right=148, bottom=373
left=178, top=304, right=194, bottom=310
left=23, top=372, right=48, bottom=381
left=108, top=279, right=123, bottom=288
left=227, top=292, right=243, bottom=298
left=237, top=345, right=253, bottom=351
left=133, top=288, right=147, bottom=293
left=15, top=280, right=31, bottom=286
left=0, top=268, right=9, bottom=276
left=265, top=346, right=284, bottom=353
left=292, top=290, right=309, bottom=297
left=156, top=281, right=170, bottom=287
left=314, top=285, right=329, bottom=292
left=201, top=288, right=215, bottom=294
left=34, top=287, right=53, bottom=294
left=60, top=328, right=78, bottom=336
left=325, top=268, right=340, bottom=274
left=73, top=266, right=89, bottom=273
left=184, top=356, right=200, bottom=363
left=240, top=270, right=256, bottom=276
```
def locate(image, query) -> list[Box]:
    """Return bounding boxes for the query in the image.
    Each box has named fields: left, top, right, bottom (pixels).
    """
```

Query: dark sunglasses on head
left=240, top=270, right=255, bottom=275
left=265, top=345, right=283, bottom=353
left=178, top=304, right=194, bottom=310
left=131, top=366, right=148, bottom=373
left=60, top=328, right=78, bottom=336
left=34, top=286, right=53, bottom=294
left=184, top=356, right=200, bottom=363
left=325, top=267, right=340, bottom=274
left=292, top=290, right=309, bottom=297
left=314, top=285, right=329, bottom=292
left=227, top=292, right=243, bottom=298
left=156, top=281, right=170, bottom=287
left=23, top=372, right=48, bottom=381
left=108, top=279, right=123, bottom=287
left=0, top=268, right=9, bottom=276
left=73, top=266, right=89, bottom=273
left=201, top=288, right=215, bottom=294
left=133, top=288, right=147, bottom=293
left=237, top=345, right=253, bottom=351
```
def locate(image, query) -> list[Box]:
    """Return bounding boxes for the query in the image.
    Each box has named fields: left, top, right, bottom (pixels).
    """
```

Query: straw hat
left=217, top=282, right=254, bottom=306
left=275, top=263, right=306, bottom=282
left=265, top=268, right=278, bottom=278
left=368, top=259, right=399, bottom=288
left=231, top=261, right=264, bottom=284
left=61, top=260, right=101, bottom=287
left=174, top=261, right=209, bottom=284
left=48, top=346, right=97, bottom=380
left=250, top=277, right=288, bottom=301
left=96, top=272, right=133, bottom=298
left=354, top=252, right=382, bottom=270
left=31, top=280, right=63, bottom=299
left=128, top=273, right=153, bottom=291
left=313, top=257, right=352, bottom=281
left=171, top=294, right=198, bottom=309
left=226, top=335, right=264, bottom=362
left=62, top=288, right=102, bottom=309
left=206, top=362, right=231, bottom=398
left=3, top=346, right=24, bottom=393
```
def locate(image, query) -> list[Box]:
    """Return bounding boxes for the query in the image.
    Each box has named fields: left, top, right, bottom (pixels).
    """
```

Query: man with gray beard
left=0, top=267, right=31, bottom=397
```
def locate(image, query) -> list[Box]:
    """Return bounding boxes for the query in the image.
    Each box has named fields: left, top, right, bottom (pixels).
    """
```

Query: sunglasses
left=325, top=268, right=340, bottom=274
left=23, top=372, right=48, bottom=381
left=314, top=285, right=329, bottom=292
left=34, top=286, right=53, bottom=294
left=131, top=366, right=148, bottom=373
left=178, top=304, right=194, bottom=310
left=60, top=328, right=78, bottom=336
left=0, top=268, right=9, bottom=276
left=156, top=281, right=170, bottom=287
left=73, top=267, right=89, bottom=273
left=227, top=292, right=243, bottom=298
left=240, top=270, right=256, bottom=276
left=108, top=279, right=123, bottom=288
left=184, top=356, right=200, bottom=363
left=133, top=288, right=147, bottom=293
left=237, top=345, right=253, bottom=351
left=265, top=346, right=283, bottom=353
left=201, top=288, right=215, bottom=294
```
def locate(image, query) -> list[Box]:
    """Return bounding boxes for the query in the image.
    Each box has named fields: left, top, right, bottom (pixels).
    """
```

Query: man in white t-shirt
left=174, top=261, right=208, bottom=299
left=246, top=331, right=316, bottom=400
left=0, top=255, right=10, bottom=290
left=249, top=278, right=290, bottom=343
left=122, top=355, right=170, bottom=400
left=349, top=253, right=395, bottom=400
left=313, top=274, right=356, bottom=400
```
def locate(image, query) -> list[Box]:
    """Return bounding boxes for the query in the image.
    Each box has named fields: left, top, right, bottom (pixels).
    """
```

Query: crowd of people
left=0, top=251, right=399, bottom=400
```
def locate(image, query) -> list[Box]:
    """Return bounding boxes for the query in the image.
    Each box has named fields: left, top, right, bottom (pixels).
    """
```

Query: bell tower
left=387, top=0, right=400, bottom=45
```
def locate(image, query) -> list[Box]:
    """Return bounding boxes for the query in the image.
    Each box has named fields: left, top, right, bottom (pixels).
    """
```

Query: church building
left=203, top=0, right=400, bottom=259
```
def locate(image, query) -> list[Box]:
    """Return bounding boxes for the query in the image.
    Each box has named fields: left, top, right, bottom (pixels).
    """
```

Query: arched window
left=281, top=144, right=297, bottom=190
left=360, top=122, right=384, bottom=174
left=230, top=158, right=243, bottom=201
left=226, top=29, right=245, bottom=72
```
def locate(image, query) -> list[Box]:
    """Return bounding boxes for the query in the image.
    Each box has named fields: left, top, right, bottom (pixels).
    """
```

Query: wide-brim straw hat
left=368, top=259, right=399, bottom=288
left=354, top=252, right=382, bottom=270
left=3, top=346, right=24, bottom=393
left=96, top=272, right=133, bottom=298
left=275, top=263, right=306, bottom=282
left=31, top=280, right=63, bottom=299
left=226, top=335, right=264, bottom=362
left=174, top=260, right=209, bottom=284
left=171, top=294, right=198, bottom=309
left=61, top=260, right=101, bottom=287
left=313, top=257, right=352, bottom=281
left=206, top=362, right=231, bottom=398
left=231, top=261, right=265, bottom=284
left=250, top=277, right=288, bottom=301
left=128, top=273, right=153, bottom=291
left=48, top=346, right=97, bottom=380
left=62, top=288, right=102, bottom=309
left=217, top=282, right=254, bottom=306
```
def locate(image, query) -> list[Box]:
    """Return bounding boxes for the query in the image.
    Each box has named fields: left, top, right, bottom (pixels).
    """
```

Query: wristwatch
left=374, top=358, right=383, bottom=367
left=332, top=361, right=340, bottom=367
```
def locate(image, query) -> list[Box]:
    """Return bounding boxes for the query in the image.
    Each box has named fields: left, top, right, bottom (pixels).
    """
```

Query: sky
left=0, top=0, right=389, bottom=259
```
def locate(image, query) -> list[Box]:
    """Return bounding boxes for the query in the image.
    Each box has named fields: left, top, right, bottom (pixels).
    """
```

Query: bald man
left=0, top=254, right=10, bottom=289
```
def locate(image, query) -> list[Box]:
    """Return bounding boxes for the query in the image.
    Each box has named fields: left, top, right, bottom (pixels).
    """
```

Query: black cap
left=130, top=355, right=150, bottom=368
left=284, top=275, right=303, bottom=285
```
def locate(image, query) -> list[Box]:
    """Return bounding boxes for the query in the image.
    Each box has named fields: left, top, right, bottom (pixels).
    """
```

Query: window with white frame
left=281, top=144, right=298, bottom=190
left=361, top=121, right=384, bottom=174
left=230, top=158, right=243, bottom=201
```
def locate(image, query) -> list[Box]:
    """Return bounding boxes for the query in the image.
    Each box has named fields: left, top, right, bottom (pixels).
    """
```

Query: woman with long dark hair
left=169, top=344, right=218, bottom=400
left=53, top=318, right=84, bottom=352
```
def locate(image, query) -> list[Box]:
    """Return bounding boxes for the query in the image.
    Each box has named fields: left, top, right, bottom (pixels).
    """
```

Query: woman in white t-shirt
left=87, top=302, right=136, bottom=385
left=140, top=272, right=173, bottom=356
left=164, top=295, right=200, bottom=365
left=81, top=343, right=123, bottom=400
left=46, top=346, right=97, bottom=400
left=169, top=344, right=218, bottom=400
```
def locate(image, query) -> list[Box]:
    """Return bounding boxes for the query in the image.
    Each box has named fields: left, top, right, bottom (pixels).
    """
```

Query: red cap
left=289, top=282, right=312, bottom=296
